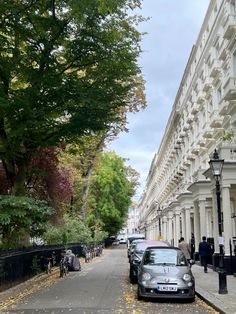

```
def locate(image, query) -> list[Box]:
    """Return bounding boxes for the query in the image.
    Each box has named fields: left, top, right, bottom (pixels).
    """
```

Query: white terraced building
left=138, top=0, right=236, bottom=273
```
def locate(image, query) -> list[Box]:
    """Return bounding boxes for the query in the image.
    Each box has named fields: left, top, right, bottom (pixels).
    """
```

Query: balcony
left=187, top=154, right=195, bottom=161
left=202, top=129, right=214, bottom=138
left=179, top=131, right=186, bottom=138
left=174, top=143, right=180, bottom=149
left=176, top=138, right=183, bottom=144
left=210, top=116, right=224, bottom=128
left=203, top=77, right=213, bottom=92
left=183, top=159, right=191, bottom=166
left=191, top=146, right=200, bottom=155
left=179, top=164, right=187, bottom=171
left=183, top=124, right=189, bottom=131
left=222, top=77, right=236, bottom=100
left=196, top=91, right=205, bottom=104
left=223, top=14, right=236, bottom=39
left=209, top=59, right=222, bottom=77
left=231, top=112, right=236, bottom=126
left=219, top=100, right=230, bottom=116
left=198, top=138, right=206, bottom=147
left=186, top=115, right=194, bottom=124
left=190, top=104, right=199, bottom=114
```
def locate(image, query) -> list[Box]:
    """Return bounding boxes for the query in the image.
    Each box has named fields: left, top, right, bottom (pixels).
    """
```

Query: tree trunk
left=12, top=159, right=27, bottom=196
left=80, top=136, right=105, bottom=219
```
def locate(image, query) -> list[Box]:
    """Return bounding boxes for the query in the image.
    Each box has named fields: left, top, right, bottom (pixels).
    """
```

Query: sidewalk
left=192, top=264, right=236, bottom=314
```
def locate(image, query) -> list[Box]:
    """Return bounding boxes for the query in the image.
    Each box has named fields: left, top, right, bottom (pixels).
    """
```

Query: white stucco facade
left=126, top=205, right=140, bottom=235
left=138, top=0, right=236, bottom=270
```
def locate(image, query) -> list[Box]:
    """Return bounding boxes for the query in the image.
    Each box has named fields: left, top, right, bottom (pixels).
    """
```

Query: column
left=193, top=201, right=200, bottom=253
left=175, top=209, right=181, bottom=246
left=162, top=216, right=167, bottom=241
left=185, top=207, right=191, bottom=243
left=199, top=199, right=206, bottom=238
left=173, top=214, right=176, bottom=246
left=222, top=185, right=232, bottom=255
left=167, top=211, right=173, bottom=244
left=181, top=209, right=186, bottom=239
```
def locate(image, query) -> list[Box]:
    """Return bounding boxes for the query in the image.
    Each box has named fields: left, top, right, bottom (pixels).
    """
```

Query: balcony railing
left=223, top=14, right=236, bottom=39
left=222, top=77, right=236, bottom=100
left=209, top=59, right=222, bottom=77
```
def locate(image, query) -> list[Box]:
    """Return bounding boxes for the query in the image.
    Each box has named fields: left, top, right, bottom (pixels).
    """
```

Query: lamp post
left=144, top=222, right=147, bottom=239
left=157, top=207, right=162, bottom=240
left=209, top=149, right=228, bottom=294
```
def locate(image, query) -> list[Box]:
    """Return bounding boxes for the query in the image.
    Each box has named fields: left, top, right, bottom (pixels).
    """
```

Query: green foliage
left=42, top=213, right=93, bottom=244
left=220, top=130, right=234, bottom=142
left=0, top=0, right=145, bottom=197
left=31, top=255, right=41, bottom=275
left=0, top=195, right=54, bottom=248
left=87, top=151, right=137, bottom=236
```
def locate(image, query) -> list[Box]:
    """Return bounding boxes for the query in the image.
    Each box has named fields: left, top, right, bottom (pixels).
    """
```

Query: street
left=1, top=246, right=219, bottom=314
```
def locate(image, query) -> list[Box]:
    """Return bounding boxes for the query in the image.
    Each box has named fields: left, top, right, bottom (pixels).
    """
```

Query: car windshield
left=135, top=242, right=152, bottom=253
left=143, top=248, right=188, bottom=266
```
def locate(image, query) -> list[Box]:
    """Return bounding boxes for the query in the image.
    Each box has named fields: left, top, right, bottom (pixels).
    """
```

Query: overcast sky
left=107, top=0, right=210, bottom=201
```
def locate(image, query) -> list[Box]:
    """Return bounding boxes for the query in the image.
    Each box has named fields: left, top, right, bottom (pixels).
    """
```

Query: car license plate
left=157, top=285, right=177, bottom=291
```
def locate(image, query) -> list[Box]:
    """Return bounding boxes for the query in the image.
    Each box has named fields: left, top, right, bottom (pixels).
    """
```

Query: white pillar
left=222, top=185, right=233, bottom=255
left=163, top=216, right=167, bottom=241
left=167, top=211, right=173, bottom=244
left=181, top=209, right=186, bottom=239
left=175, top=209, right=181, bottom=246
left=185, top=207, right=191, bottom=243
left=199, top=199, right=206, bottom=238
left=193, top=201, right=200, bottom=252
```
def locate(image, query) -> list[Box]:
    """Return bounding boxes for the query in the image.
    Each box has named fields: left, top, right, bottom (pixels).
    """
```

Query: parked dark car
left=129, top=240, right=170, bottom=283
left=127, top=239, right=146, bottom=261
left=137, top=246, right=195, bottom=302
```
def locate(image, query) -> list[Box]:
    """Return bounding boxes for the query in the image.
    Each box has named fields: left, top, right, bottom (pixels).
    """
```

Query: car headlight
left=142, top=272, right=151, bottom=281
left=183, top=273, right=191, bottom=282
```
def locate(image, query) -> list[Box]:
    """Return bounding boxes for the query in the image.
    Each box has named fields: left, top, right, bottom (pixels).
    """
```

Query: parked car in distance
left=127, top=233, right=145, bottom=250
left=112, top=239, right=120, bottom=246
left=137, top=246, right=195, bottom=302
left=127, top=239, right=146, bottom=261
left=119, top=238, right=127, bottom=244
left=129, top=240, right=170, bottom=283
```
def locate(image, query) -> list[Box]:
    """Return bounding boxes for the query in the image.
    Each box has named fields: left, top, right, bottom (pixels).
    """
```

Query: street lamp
left=157, top=207, right=162, bottom=240
left=209, top=149, right=228, bottom=294
left=144, top=222, right=147, bottom=239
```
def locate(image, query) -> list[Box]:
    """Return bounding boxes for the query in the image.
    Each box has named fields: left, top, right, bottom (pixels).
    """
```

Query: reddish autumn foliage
left=30, top=146, right=73, bottom=204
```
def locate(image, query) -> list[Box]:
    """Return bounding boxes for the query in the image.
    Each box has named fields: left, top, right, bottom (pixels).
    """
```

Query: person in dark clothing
left=199, top=236, right=212, bottom=273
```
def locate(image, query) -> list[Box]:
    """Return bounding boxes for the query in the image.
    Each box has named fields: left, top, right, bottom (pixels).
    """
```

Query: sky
left=107, top=0, right=210, bottom=201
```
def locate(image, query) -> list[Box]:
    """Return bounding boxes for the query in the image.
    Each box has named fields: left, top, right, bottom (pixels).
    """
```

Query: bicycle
left=45, top=256, right=55, bottom=274
left=59, top=254, right=69, bottom=278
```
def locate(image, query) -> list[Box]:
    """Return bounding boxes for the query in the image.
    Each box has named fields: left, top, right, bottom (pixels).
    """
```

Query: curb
left=195, top=288, right=225, bottom=314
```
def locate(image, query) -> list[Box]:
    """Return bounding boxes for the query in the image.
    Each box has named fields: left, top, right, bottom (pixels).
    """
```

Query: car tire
left=137, top=285, right=143, bottom=300
left=187, top=296, right=195, bottom=303
left=129, top=267, right=136, bottom=284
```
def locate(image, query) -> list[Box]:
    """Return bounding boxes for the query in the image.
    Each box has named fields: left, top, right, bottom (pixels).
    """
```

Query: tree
left=87, top=151, right=138, bottom=236
left=30, top=146, right=74, bottom=224
left=0, top=0, right=146, bottom=196
left=42, top=212, right=93, bottom=245
left=0, top=195, right=54, bottom=248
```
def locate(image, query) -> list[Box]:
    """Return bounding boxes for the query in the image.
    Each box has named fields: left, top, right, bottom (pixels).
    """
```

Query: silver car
left=137, top=246, right=195, bottom=302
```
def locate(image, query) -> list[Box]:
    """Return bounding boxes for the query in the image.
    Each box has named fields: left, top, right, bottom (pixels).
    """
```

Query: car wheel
left=187, top=296, right=195, bottom=303
left=137, top=285, right=143, bottom=300
left=129, top=267, right=136, bottom=284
